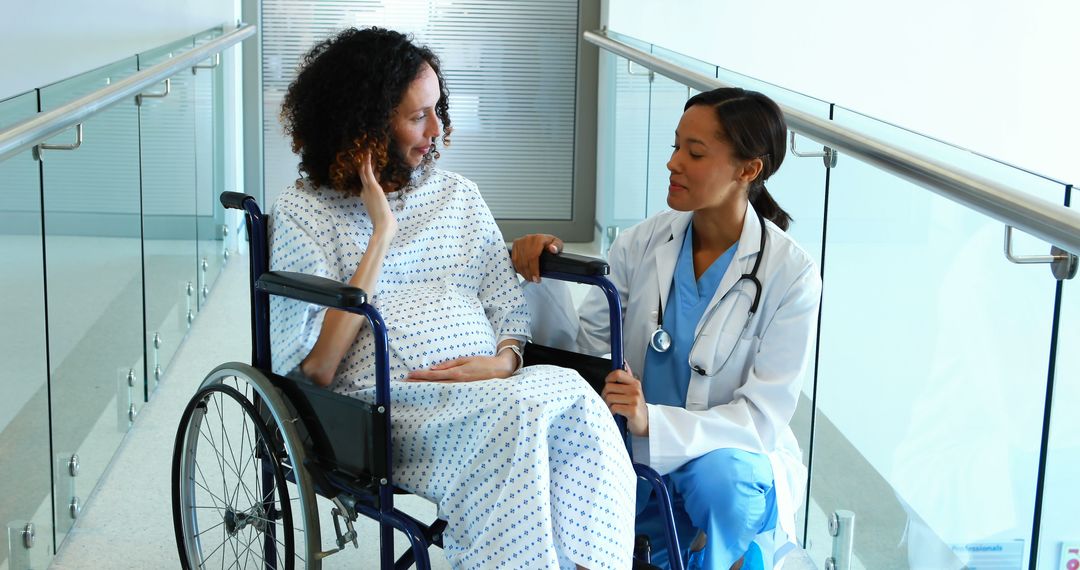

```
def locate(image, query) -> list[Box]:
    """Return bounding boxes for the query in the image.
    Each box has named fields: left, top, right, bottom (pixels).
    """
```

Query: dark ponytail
left=684, top=88, right=792, bottom=231
left=748, top=183, right=790, bottom=231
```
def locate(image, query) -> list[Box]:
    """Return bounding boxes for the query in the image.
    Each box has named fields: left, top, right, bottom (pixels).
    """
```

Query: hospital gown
left=269, top=167, right=635, bottom=569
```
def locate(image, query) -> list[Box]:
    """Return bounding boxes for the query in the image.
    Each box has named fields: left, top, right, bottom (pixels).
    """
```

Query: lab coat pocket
left=687, top=329, right=760, bottom=408
left=688, top=290, right=753, bottom=374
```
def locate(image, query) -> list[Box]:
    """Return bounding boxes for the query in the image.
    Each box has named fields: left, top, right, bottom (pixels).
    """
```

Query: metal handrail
left=0, top=23, right=256, bottom=164
left=584, top=29, right=1080, bottom=256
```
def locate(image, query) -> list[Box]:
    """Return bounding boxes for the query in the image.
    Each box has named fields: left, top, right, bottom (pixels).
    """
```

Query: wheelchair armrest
left=220, top=191, right=255, bottom=210
left=256, top=271, right=368, bottom=310
left=538, top=250, right=609, bottom=276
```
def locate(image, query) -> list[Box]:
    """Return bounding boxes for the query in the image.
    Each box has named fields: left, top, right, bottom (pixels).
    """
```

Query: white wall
left=1, top=0, right=237, bottom=101
left=605, top=0, right=1079, bottom=186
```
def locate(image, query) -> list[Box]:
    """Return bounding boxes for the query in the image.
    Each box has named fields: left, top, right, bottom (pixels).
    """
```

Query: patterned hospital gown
left=269, top=167, right=635, bottom=569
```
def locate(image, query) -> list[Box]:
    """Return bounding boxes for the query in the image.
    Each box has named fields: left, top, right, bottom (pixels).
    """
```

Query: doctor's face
left=666, top=105, right=756, bottom=214
left=390, top=62, right=442, bottom=168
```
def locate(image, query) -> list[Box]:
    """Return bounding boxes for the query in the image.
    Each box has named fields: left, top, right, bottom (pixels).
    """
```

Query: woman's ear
left=738, top=157, right=764, bottom=184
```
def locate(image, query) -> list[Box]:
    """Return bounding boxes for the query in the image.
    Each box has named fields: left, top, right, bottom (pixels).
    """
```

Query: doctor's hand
left=603, top=368, right=649, bottom=437
left=510, top=234, right=564, bottom=283
left=404, top=353, right=517, bottom=383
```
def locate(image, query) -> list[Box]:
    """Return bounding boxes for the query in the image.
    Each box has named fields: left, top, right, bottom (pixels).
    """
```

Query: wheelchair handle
left=221, top=191, right=256, bottom=210
left=538, top=250, right=609, bottom=276
left=505, top=244, right=610, bottom=277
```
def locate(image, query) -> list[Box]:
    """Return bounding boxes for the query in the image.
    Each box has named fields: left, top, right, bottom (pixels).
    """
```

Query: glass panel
left=595, top=50, right=650, bottom=250
left=713, top=63, right=833, bottom=120
left=1038, top=192, right=1079, bottom=569
left=139, top=38, right=199, bottom=389
left=194, top=29, right=227, bottom=309
left=0, top=92, right=55, bottom=569
left=834, top=106, right=1070, bottom=193
left=38, top=58, right=145, bottom=548
left=807, top=106, right=1062, bottom=568
left=644, top=45, right=713, bottom=218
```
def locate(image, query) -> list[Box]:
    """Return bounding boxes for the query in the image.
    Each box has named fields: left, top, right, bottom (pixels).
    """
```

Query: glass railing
left=38, top=56, right=146, bottom=549
left=139, top=37, right=201, bottom=391
left=0, top=25, right=249, bottom=566
left=1040, top=192, right=1078, bottom=568
left=591, top=29, right=1077, bottom=569
left=810, top=106, right=1066, bottom=568
left=193, top=29, right=230, bottom=314
left=0, top=91, right=54, bottom=570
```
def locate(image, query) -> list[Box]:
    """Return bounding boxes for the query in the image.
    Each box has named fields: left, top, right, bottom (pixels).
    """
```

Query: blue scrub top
left=643, top=223, right=738, bottom=407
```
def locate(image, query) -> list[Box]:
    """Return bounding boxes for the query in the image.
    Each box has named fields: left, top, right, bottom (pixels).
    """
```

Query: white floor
left=49, top=245, right=824, bottom=570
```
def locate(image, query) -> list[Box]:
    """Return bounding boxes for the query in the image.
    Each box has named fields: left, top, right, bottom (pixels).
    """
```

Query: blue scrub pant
left=636, top=448, right=777, bottom=570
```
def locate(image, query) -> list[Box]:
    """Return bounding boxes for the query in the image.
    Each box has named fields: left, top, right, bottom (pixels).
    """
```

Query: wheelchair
left=170, top=192, right=685, bottom=569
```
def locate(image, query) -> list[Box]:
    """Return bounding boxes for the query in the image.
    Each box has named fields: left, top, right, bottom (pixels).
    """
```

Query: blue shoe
left=685, top=548, right=703, bottom=570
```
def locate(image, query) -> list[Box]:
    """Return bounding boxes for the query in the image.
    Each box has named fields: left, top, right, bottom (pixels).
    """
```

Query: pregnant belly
left=373, top=283, right=496, bottom=372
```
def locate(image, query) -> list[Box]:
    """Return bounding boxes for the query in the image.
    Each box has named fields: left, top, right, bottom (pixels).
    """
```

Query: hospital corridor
left=0, top=1, right=1077, bottom=569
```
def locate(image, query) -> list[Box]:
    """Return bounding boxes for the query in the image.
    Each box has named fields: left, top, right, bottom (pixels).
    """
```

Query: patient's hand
left=405, top=354, right=517, bottom=382
left=360, top=151, right=398, bottom=238
left=511, top=234, right=563, bottom=283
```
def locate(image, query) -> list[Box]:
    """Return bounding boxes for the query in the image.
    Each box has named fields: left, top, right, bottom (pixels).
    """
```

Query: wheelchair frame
left=170, top=192, right=684, bottom=569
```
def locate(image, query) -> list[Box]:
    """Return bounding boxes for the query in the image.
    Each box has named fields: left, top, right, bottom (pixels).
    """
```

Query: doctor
left=513, top=87, right=821, bottom=570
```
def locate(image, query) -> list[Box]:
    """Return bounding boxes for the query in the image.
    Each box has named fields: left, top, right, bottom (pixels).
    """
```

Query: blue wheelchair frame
left=183, top=192, right=685, bottom=569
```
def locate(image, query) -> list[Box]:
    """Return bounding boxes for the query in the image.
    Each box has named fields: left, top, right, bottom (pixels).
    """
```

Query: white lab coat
left=526, top=203, right=822, bottom=563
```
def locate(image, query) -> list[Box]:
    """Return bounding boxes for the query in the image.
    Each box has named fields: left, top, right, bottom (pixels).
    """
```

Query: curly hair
left=281, top=27, right=452, bottom=194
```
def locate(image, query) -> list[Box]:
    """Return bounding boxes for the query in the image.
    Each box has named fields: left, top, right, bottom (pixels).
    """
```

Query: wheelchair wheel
left=173, top=363, right=321, bottom=569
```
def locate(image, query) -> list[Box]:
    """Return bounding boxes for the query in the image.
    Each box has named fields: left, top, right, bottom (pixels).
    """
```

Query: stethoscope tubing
left=649, top=212, right=767, bottom=375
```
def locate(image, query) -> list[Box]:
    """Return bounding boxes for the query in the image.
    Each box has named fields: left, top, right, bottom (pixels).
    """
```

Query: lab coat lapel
left=695, top=204, right=764, bottom=336
left=654, top=213, right=692, bottom=315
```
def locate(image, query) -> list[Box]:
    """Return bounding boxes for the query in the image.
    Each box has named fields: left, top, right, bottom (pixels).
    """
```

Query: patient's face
left=390, top=62, right=442, bottom=169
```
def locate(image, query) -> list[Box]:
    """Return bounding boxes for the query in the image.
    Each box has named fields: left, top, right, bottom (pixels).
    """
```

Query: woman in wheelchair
left=513, top=88, right=823, bottom=569
left=269, top=27, right=635, bottom=569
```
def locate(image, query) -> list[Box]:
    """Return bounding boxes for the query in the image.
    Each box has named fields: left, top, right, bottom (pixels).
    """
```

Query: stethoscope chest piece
left=650, top=326, right=672, bottom=353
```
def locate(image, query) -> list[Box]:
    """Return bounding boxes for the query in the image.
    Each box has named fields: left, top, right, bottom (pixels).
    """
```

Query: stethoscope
left=649, top=212, right=766, bottom=375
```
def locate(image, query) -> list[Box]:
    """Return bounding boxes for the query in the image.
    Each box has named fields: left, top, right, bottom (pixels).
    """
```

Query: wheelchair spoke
left=234, top=405, right=266, bottom=510
left=219, top=404, right=247, bottom=507
left=198, top=429, right=244, bottom=500
left=232, top=529, right=255, bottom=570
left=236, top=426, right=264, bottom=509
left=193, top=454, right=232, bottom=508
left=197, top=405, right=227, bottom=484
left=192, top=472, right=232, bottom=510
left=201, top=400, right=241, bottom=503
left=272, top=533, right=302, bottom=563
left=238, top=526, right=260, bottom=570
left=194, top=519, right=226, bottom=538
left=251, top=528, right=275, bottom=570
left=226, top=526, right=241, bottom=569
left=221, top=509, right=228, bottom=570
left=215, top=394, right=246, bottom=484
left=236, top=405, right=255, bottom=485
left=197, top=529, right=229, bottom=568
